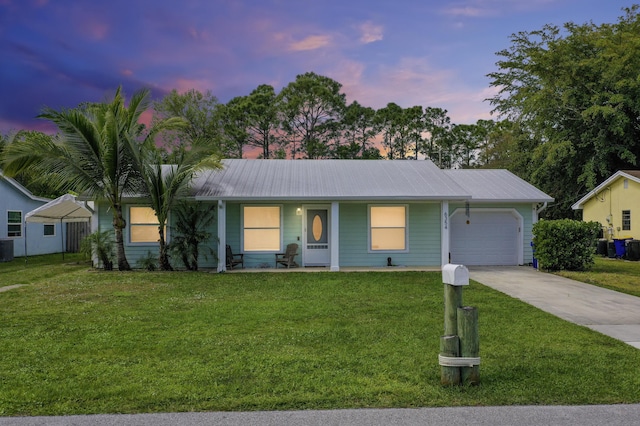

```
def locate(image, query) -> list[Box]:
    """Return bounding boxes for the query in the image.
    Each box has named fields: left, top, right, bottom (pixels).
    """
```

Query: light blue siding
left=0, top=179, right=63, bottom=257
left=339, top=202, right=441, bottom=267
left=105, top=199, right=536, bottom=269
left=96, top=201, right=222, bottom=269
left=224, top=202, right=302, bottom=269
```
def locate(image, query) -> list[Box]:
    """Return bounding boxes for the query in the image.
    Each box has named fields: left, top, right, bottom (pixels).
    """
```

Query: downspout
left=535, top=202, right=548, bottom=221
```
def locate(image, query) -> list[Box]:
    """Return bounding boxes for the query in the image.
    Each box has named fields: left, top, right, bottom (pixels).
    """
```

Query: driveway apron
left=469, top=266, right=640, bottom=349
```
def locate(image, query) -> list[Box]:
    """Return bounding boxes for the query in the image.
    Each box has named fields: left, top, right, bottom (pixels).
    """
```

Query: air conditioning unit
left=0, top=239, right=14, bottom=262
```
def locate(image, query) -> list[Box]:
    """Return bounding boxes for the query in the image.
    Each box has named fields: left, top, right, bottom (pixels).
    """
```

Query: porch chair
left=275, top=243, right=299, bottom=268
left=226, top=244, right=244, bottom=269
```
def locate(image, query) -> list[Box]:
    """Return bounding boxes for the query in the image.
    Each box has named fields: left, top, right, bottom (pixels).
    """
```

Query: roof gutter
left=195, top=195, right=473, bottom=202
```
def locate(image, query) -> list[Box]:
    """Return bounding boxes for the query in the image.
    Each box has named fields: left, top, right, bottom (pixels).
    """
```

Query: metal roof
left=194, top=159, right=470, bottom=201
left=443, top=169, right=554, bottom=203
left=192, top=160, right=551, bottom=202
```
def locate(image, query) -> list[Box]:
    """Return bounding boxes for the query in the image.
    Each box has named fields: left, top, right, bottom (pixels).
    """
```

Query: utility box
left=0, top=239, right=14, bottom=262
left=442, top=263, right=469, bottom=286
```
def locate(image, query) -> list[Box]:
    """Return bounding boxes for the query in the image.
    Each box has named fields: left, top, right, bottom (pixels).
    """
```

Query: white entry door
left=303, top=206, right=330, bottom=266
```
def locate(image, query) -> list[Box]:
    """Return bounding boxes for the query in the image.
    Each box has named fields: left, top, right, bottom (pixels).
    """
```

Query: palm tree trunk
left=113, top=206, right=131, bottom=271
left=158, top=226, right=173, bottom=271
left=191, top=242, right=199, bottom=271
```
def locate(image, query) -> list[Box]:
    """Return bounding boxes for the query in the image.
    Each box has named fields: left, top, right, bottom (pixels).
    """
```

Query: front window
left=243, top=206, right=281, bottom=251
left=130, top=207, right=162, bottom=243
left=369, top=205, right=407, bottom=251
left=44, top=224, right=55, bottom=237
left=622, top=210, right=631, bottom=231
left=7, top=211, right=22, bottom=237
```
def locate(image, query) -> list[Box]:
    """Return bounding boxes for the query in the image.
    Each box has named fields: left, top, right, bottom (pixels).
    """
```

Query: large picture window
left=243, top=206, right=281, bottom=251
left=130, top=207, right=162, bottom=243
left=369, top=205, right=407, bottom=251
left=7, top=211, right=22, bottom=238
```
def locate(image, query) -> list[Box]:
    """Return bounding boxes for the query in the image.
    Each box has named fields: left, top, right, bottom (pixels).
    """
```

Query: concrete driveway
left=469, top=266, right=640, bottom=349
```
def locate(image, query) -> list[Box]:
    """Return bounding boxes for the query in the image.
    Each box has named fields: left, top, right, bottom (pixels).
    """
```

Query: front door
left=304, top=207, right=330, bottom=266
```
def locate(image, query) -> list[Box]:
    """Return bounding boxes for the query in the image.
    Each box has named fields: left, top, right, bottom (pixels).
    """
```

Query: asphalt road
left=3, top=405, right=640, bottom=426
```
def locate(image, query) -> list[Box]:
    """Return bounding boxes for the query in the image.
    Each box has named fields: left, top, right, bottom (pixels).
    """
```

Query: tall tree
left=341, top=101, right=379, bottom=158
left=376, top=103, right=403, bottom=159
left=422, top=107, right=452, bottom=166
left=405, top=105, right=424, bottom=159
left=488, top=6, right=640, bottom=217
left=2, top=86, right=182, bottom=270
left=152, top=89, right=222, bottom=159
left=244, top=84, right=282, bottom=159
left=219, top=96, right=249, bottom=158
left=280, top=72, right=346, bottom=159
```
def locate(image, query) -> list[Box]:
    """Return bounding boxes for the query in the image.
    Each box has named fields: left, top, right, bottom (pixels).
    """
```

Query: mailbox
left=442, top=263, right=469, bottom=286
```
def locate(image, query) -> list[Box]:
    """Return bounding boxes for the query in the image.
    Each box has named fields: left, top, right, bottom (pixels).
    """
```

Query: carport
left=25, top=194, right=93, bottom=259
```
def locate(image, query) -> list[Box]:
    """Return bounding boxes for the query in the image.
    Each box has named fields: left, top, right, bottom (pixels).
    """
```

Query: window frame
left=43, top=223, right=56, bottom=237
left=368, top=204, right=409, bottom=253
left=128, top=206, right=166, bottom=245
left=622, top=210, right=631, bottom=231
left=241, top=204, right=283, bottom=253
left=7, top=210, right=22, bottom=238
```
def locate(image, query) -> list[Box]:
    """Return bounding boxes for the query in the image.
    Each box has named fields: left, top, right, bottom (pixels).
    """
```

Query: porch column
left=441, top=201, right=450, bottom=267
left=217, top=200, right=226, bottom=272
left=330, top=201, right=340, bottom=271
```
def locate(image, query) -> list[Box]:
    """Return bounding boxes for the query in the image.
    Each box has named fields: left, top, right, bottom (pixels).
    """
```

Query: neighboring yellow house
left=572, top=170, right=640, bottom=240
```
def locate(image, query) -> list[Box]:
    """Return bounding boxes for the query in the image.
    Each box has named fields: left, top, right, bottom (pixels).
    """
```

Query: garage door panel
left=451, top=211, right=519, bottom=266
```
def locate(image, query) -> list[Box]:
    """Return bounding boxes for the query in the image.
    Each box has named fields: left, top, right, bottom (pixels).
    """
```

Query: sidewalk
left=469, top=266, right=640, bottom=349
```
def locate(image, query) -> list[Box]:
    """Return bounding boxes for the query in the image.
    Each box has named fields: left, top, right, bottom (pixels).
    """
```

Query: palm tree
left=136, top=147, right=221, bottom=270
left=168, top=201, right=217, bottom=271
left=1, top=86, right=182, bottom=270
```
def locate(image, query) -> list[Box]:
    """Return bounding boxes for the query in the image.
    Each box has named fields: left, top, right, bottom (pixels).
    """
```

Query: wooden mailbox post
left=439, top=264, right=480, bottom=386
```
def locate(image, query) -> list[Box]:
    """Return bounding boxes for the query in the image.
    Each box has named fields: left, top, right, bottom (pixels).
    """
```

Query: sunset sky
left=0, top=0, right=632, bottom=135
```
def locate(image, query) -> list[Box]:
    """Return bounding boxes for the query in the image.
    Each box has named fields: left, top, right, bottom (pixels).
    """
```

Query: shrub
left=168, top=202, right=216, bottom=271
left=80, top=230, right=115, bottom=270
left=532, top=219, right=602, bottom=271
left=137, top=251, right=158, bottom=271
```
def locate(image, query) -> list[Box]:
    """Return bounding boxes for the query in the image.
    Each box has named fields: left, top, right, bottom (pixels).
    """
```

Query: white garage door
left=450, top=211, right=520, bottom=266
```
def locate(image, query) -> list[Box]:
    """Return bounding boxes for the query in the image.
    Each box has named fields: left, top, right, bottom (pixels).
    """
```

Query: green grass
left=1, top=255, right=640, bottom=416
left=556, top=257, right=640, bottom=297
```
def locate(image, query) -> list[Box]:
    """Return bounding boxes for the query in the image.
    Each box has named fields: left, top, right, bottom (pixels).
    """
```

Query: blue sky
left=0, top=0, right=633, bottom=134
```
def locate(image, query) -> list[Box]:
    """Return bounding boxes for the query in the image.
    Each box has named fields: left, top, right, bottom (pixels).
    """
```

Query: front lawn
left=1, top=255, right=640, bottom=416
left=556, top=257, right=640, bottom=297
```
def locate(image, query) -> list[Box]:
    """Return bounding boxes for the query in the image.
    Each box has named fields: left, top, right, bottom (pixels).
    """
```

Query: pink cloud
left=358, top=21, right=384, bottom=44
left=329, top=57, right=495, bottom=125
left=289, top=34, right=332, bottom=51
